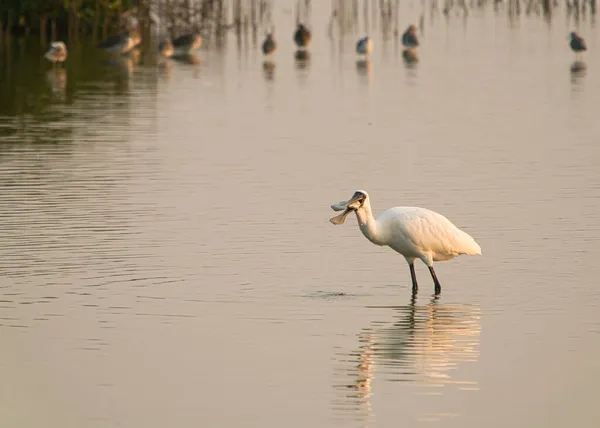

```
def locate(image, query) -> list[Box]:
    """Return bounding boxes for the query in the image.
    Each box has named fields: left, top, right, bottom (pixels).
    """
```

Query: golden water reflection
left=355, top=59, right=372, bottom=75
left=262, top=60, right=276, bottom=81
left=45, top=68, right=67, bottom=98
left=335, top=295, right=481, bottom=425
left=294, top=49, right=311, bottom=69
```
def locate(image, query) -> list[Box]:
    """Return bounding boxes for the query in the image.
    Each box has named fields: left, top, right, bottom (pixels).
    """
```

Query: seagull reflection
left=158, top=60, right=172, bottom=80
left=402, top=48, right=419, bottom=66
left=105, top=48, right=140, bottom=76
left=172, top=53, right=200, bottom=65
left=356, top=59, right=373, bottom=88
left=356, top=59, right=372, bottom=75
left=334, top=292, right=481, bottom=424
left=570, top=61, right=586, bottom=89
left=101, top=50, right=140, bottom=92
left=332, top=329, right=375, bottom=427
left=374, top=296, right=480, bottom=385
left=262, top=60, right=276, bottom=81
left=570, top=61, right=586, bottom=75
left=294, top=49, right=311, bottom=70
left=45, top=68, right=67, bottom=97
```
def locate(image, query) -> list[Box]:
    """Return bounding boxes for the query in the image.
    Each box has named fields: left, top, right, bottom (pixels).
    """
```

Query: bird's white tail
left=462, top=234, right=482, bottom=256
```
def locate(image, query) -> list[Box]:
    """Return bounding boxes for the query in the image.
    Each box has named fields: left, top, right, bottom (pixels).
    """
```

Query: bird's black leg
left=428, top=266, right=441, bottom=295
left=410, top=287, right=418, bottom=303
left=409, top=263, right=418, bottom=292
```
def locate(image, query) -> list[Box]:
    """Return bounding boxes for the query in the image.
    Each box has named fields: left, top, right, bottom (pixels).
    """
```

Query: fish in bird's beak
left=329, top=191, right=365, bottom=225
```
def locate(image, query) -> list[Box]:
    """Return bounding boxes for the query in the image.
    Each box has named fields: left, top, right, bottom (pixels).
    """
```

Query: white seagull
left=330, top=190, right=481, bottom=294
left=44, top=41, right=68, bottom=66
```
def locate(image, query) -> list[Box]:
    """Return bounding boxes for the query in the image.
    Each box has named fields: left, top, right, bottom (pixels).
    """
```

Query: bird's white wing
left=385, top=207, right=481, bottom=257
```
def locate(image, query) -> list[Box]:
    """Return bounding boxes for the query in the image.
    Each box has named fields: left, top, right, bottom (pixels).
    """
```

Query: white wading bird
left=330, top=190, right=481, bottom=294
left=44, top=41, right=68, bottom=66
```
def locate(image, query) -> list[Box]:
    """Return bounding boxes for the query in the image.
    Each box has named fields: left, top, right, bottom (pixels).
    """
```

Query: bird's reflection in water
left=402, top=49, right=419, bottom=84
left=157, top=59, right=172, bottom=80
left=105, top=49, right=140, bottom=78
left=333, top=330, right=376, bottom=427
left=356, top=59, right=372, bottom=88
left=45, top=68, right=67, bottom=99
left=294, top=49, right=311, bottom=70
left=356, top=59, right=372, bottom=76
left=334, top=292, right=481, bottom=424
left=374, top=295, right=480, bottom=385
left=570, top=61, right=586, bottom=82
left=172, top=53, right=200, bottom=65
left=570, top=62, right=586, bottom=96
left=262, top=60, right=276, bottom=81
left=172, top=54, right=201, bottom=79
left=294, top=50, right=310, bottom=87
left=356, top=59, right=373, bottom=87
left=402, top=48, right=419, bottom=67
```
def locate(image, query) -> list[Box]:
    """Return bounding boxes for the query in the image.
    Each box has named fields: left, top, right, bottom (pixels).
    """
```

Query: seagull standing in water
left=172, top=33, right=202, bottom=55
left=44, top=41, right=68, bottom=66
left=330, top=190, right=481, bottom=294
left=294, top=23, right=312, bottom=49
left=569, top=32, right=587, bottom=59
left=402, top=25, right=419, bottom=48
left=356, top=36, right=373, bottom=56
left=158, top=40, right=174, bottom=58
left=98, top=30, right=141, bottom=55
left=262, top=32, right=277, bottom=56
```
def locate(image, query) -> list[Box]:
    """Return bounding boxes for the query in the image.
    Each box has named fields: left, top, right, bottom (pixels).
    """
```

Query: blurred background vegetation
left=4, top=1, right=595, bottom=49
left=0, top=0, right=143, bottom=43
left=0, top=0, right=277, bottom=48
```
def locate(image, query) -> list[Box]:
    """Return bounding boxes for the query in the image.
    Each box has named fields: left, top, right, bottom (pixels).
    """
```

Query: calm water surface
left=1, top=3, right=600, bottom=427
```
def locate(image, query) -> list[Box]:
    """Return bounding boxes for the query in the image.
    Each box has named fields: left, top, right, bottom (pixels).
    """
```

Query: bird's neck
left=356, top=204, right=384, bottom=246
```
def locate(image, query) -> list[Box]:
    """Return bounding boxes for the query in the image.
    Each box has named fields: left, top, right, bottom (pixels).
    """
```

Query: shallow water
left=1, top=2, right=600, bottom=427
